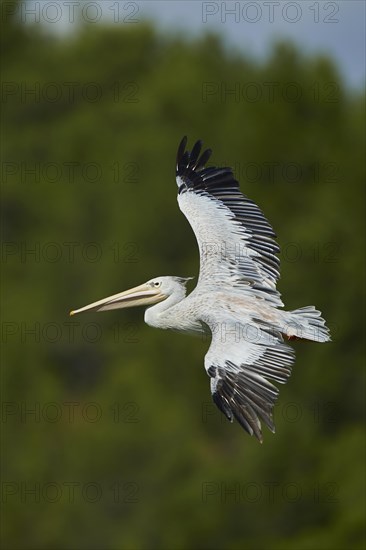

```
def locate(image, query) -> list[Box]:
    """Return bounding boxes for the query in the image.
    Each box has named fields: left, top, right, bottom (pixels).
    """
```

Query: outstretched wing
left=176, top=137, right=283, bottom=306
left=205, top=319, right=295, bottom=442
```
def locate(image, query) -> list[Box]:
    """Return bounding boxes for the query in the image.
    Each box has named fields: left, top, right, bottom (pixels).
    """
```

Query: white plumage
left=71, top=137, right=330, bottom=442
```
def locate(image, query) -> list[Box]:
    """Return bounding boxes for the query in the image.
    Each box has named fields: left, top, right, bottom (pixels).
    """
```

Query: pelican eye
left=153, top=281, right=161, bottom=288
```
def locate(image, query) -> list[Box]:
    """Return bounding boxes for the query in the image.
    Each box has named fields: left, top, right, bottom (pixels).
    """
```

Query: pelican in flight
left=71, top=137, right=330, bottom=442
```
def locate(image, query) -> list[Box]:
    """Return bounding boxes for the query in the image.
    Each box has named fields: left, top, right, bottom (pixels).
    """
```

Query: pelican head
left=70, top=276, right=192, bottom=316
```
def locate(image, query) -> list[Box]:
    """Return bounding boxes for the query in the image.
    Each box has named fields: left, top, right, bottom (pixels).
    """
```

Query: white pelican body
left=71, top=137, right=330, bottom=442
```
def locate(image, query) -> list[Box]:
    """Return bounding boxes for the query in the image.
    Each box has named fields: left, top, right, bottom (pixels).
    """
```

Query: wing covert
left=205, top=320, right=295, bottom=442
left=176, top=137, right=282, bottom=305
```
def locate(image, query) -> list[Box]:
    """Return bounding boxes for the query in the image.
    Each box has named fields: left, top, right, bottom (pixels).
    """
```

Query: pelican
left=71, top=137, right=330, bottom=442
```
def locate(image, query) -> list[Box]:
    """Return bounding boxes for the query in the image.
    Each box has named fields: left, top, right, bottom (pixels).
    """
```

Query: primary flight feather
left=71, top=137, right=330, bottom=442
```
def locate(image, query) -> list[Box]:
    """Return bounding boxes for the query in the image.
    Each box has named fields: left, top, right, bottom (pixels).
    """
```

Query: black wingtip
left=176, top=136, right=188, bottom=167
left=195, top=147, right=212, bottom=171
left=176, top=136, right=213, bottom=177
left=190, top=140, right=202, bottom=166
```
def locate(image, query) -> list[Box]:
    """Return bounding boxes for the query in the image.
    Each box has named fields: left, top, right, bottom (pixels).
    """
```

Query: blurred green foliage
left=1, top=8, right=365, bottom=550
